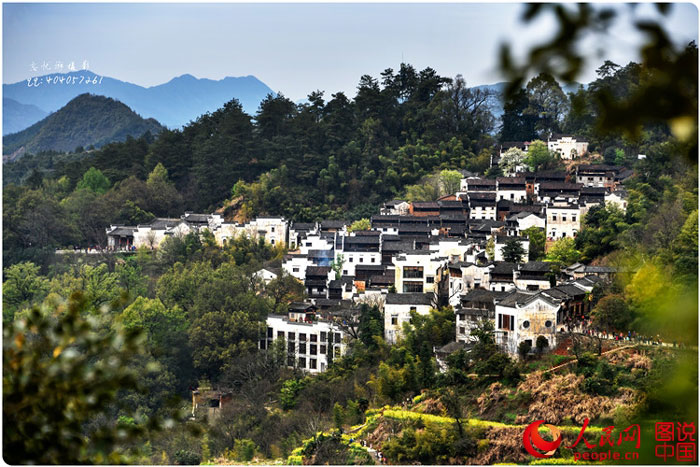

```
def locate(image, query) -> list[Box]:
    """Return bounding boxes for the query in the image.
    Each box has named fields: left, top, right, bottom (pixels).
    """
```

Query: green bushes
left=577, top=354, right=621, bottom=396
left=280, top=378, right=307, bottom=410
left=174, top=449, right=201, bottom=465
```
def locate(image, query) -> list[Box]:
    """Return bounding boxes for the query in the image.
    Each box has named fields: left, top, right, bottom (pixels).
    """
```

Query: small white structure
left=547, top=135, right=588, bottom=160
left=383, top=293, right=435, bottom=344
left=254, top=268, right=279, bottom=284
left=605, top=190, right=628, bottom=212
left=381, top=200, right=411, bottom=216
left=506, top=212, right=546, bottom=237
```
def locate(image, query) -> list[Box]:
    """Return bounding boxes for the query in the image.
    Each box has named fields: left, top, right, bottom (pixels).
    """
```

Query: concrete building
left=263, top=314, right=346, bottom=373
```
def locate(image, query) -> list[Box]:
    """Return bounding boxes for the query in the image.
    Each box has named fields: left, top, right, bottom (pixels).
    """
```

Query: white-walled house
left=133, top=218, right=191, bottom=248
left=605, top=190, right=628, bottom=212
left=243, top=217, right=288, bottom=247
left=212, top=222, right=244, bottom=246
left=495, top=290, right=560, bottom=355
left=506, top=212, right=546, bottom=236
left=288, top=222, right=319, bottom=250
left=546, top=201, right=581, bottom=240
left=428, top=238, right=475, bottom=263
left=338, top=234, right=382, bottom=277
left=299, top=233, right=335, bottom=255
left=381, top=200, right=411, bottom=215
left=468, top=193, right=498, bottom=220
left=393, top=250, right=448, bottom=294
left=496, top=177, right=527, bottom=203
left=262, top=315, right=347, bottom=373
left=282, top=254, right=312, bottom=281
left=383, top=293, right=435, bottom=344
left=547, top=135, right=588, bottom=160
left=254, top=268, right=279, bottom=284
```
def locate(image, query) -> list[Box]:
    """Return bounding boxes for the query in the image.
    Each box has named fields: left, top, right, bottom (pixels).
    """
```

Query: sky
left=3, top=2, right=698, bottom=101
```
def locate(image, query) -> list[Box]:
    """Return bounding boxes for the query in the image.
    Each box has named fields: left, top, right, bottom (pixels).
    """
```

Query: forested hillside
left=3, top=94, right=165, bottom=156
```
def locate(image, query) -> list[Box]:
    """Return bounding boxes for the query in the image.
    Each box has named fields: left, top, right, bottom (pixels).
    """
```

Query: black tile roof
left=491, top=262, right=517, bottom=275
left=519, top=261, right=552, bottom=272
left=306, top=266, right=331, bottom=276
left=385, top=293, right=434, bottom=306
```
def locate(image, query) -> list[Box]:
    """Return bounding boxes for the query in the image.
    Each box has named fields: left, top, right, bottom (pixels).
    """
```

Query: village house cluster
left=106, top=158, right=627, bottom=371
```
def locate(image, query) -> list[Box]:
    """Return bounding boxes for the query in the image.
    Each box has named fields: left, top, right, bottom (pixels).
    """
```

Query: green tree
left=358, top=305, right=384, bottom=349
left=438, top=169, right=463, bottom=196
left=522, top=226, right=546, bottom=261
left=518, top=340, right=532, bottom=360
left=524, top=72, right=570, bottom=138
left=3, top=293, right=154, bottom=464
left=49, top=264, right=121, bottom=312
left=545, top=237, right=582, bottom=266
left=485, top=236, right=495, bottom=261
left=76, top=167, right=111, bottom=194
left=348, top=218, right=371, bottom=232
left=264, top=272, right=307, bottom=313
left=2, top=261, right=49, bottom=321
left=591, top=294, right=633, bottom=333
left=188, top=309, right=266, bottom=380
left=502, top=238, right=527, bottom=263
left=524, top=140, right=559, bottom=172
left=146, top=162, right=183, bottom=217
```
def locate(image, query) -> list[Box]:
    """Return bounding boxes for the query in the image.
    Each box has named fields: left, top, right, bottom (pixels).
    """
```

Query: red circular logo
left=523, top=420, right=562, bottom=458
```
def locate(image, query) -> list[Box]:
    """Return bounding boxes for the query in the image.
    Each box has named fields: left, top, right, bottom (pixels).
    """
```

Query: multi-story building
left=338, top=233, right=382, bottom=276
left=496, top=177, right=527, bottom=203
left=576, top=164, right=618, bottom=189
left=546, top=201, right=581, bottom=239
left=305, top=266, right=334, bottom=299
left=262, top=312, right=346, bottom=373
left=468, top=192, right=498, bottom=220
left=455, top=289, right=507, bottom=342
left=393, top=250, right=448, bottom=294
left=282, top=254, right=312, bottom=281
left=384, top=292, right=435, bottom=344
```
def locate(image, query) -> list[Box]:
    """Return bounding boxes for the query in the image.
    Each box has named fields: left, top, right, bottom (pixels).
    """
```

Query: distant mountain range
left=3, top=98, right=49, bottom=135
left=2, top=71, right=275, bottom=134
left=3, top=94, right=165, bottom=159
